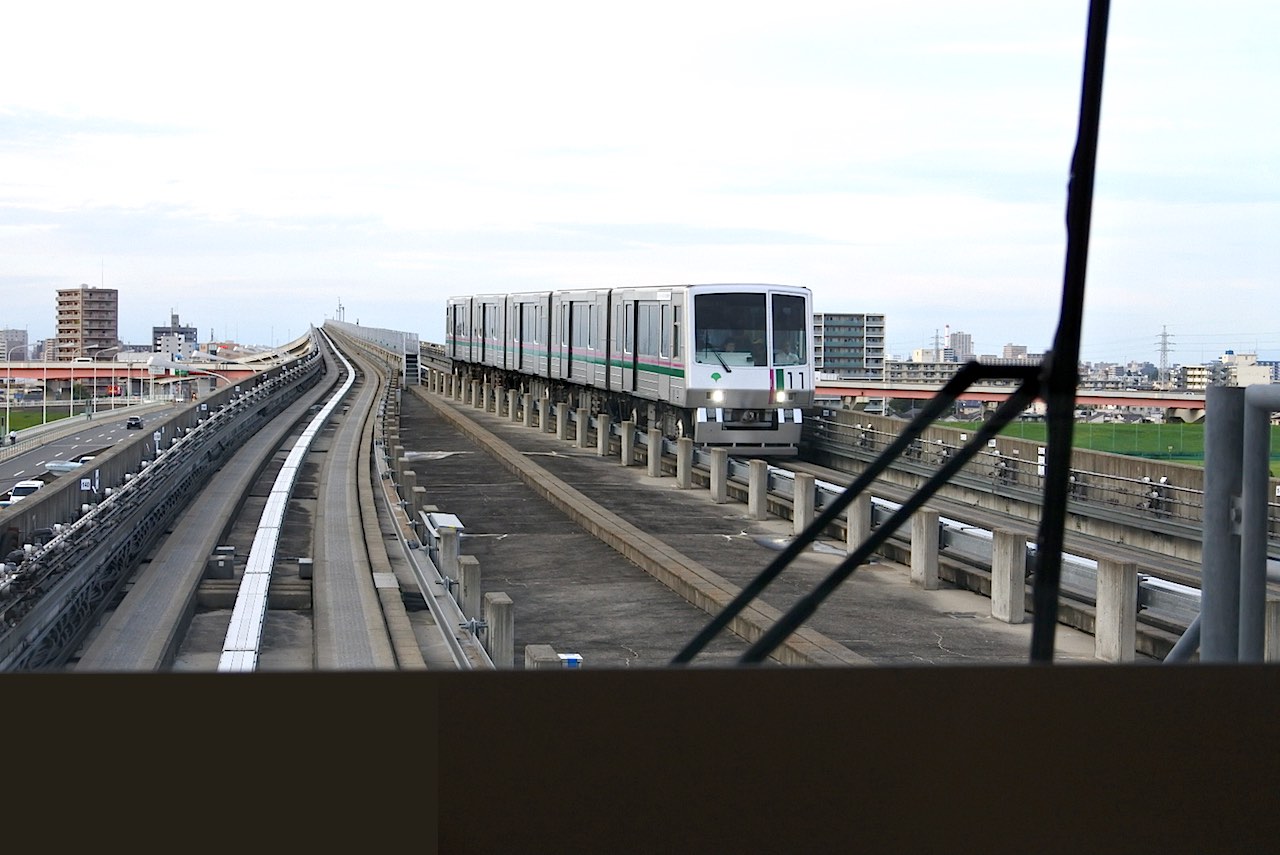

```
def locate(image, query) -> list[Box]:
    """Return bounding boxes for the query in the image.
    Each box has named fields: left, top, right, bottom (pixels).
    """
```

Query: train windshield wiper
left=714, top=349, right=732, bottom=373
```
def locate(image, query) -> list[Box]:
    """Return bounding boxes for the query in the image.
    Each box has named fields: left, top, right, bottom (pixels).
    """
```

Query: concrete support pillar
left=525, top=644, right=562, bottom=670
left=411, top=486, right=427, bottom=530
left=910, top=507, right=939, bottom=590
left=647, top=429, right=663, bottom=477
left=556, top=404, right=569, bottom=440
left=401, top=468, right=417, bottom=511
left=596, top=414, right=612, bottom=457
left=393, top=445, right=405, bottom=481
left=508, top=389, right=519, bottom=422
left=748, top=460, right=769, bottom=520
left=676, top=438, right=693, bottom=489
left=539, top=398, right=551, bottom=432
left=793, top=473, right=816, bottom=536
left=522, top=393, right=534, bottom=428
left=459, top=554, right=482, bottom=620
left=991, top=529, right=1026, bottom=624
left=494, top=386, right=505, bottom=416
left=481, top=383, right=491, bottom=412
left=709, top=447, right=729, bottom=504
left=576, top=408, right=590, bottom=448
left=1095, top=559, right=1138, bottom=662
left=454, top=375, right=463, bottom=401
left=439, top=527, right=460, bottom=597
left=484, top=591, right=515, bottom=668
left=467, top=380, right=477, bottom=407
left=845, top=492, right=871, bottom=555
left=619, top=420, right=636, bottom=466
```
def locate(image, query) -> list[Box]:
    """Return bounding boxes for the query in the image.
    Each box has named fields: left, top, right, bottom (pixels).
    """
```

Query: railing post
left=1095, top=558, right=1138, bottom=662
left=459, top=554, right=482, bottom=620
left=793, top=473, right=815, bottom=536
left=845, top=492, right=871, bottom=555
left=619, top=420, right=636, bottom=466
left=991, top=529, right=1026, bottom=624
left=556, top=403, right=569, bottom=440
left=709, top=448, right=729, bottom=504
left=596, top=414, right=612, bottom=457
left=748, top=459, right=769, bottom=520
left=676, top=438, right=693, bottom=489
left=910, top=507, right=939, bottom=590
left=647, top=429, right=663, bottom=477
left=483, top=591, right=514, bottom=668
left=524, top=643, right=562, bottom=670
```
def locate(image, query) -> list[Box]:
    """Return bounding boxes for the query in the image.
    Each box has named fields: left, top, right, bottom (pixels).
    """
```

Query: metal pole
left=1201, top=385, right=1244, bottom=662
left=1164, top=613, right=1201, bottom=664
left=4, top=344, right=11, bottom=438
left=1238, top=385, right=1280, bottom=662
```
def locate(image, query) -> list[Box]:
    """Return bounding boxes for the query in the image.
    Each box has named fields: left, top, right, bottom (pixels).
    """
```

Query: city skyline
left=3, top=296, right=1262, bottom=373
left=2, top=4, right=1276, bottom=364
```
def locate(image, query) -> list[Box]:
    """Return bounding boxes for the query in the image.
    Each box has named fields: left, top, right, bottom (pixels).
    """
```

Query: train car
left=445, top=283, right=814, bottom=455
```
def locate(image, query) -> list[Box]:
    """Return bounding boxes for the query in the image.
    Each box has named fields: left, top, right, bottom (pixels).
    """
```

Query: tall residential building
left=947, top=330, right=974, bottom=362
left=55, top=285, right=119, bottom=361
left=813, top=312, right=886, bottom=379
left=1, top=328, right=29, bottom=361
left=152, top=311, right=199, bottom=352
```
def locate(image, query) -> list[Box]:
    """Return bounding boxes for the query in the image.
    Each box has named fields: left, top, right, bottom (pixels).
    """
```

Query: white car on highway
left=45, top=455, right=95, bottom=475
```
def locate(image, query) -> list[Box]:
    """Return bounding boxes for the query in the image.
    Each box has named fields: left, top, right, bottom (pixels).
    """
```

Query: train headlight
left=775, top=391, right=789, bottom=404
left=710, top=389, right=725, bottom=404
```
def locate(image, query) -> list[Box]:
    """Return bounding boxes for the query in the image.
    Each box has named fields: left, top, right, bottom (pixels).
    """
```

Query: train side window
left=660, top=304, right=671, bottom=358
left=638, top=303, right=659, bottom=357
left=671, top=305, right=680, bottom=359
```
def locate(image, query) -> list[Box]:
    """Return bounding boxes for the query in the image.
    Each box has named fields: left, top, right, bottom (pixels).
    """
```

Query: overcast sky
left=2, top=1, right=1276, bottom=365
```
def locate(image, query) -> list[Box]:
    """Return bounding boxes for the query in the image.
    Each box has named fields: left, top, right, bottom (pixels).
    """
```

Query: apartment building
left=813, top=312, right=886, bottom=379
left=55, top=285, right=119, bottom=361
left=1, top=328, right=29, bottom=361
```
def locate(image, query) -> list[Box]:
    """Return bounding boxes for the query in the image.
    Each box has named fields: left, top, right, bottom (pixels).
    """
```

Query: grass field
left=2, top=405, right=90, bottom=434
left=949, top=419, right=1280, bottom=476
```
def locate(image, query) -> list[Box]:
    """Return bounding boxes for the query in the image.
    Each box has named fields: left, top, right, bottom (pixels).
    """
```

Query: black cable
left=671, top=361, right=1039, bottom=666
left=738, top=380, right=1041, bottom=665
left=1029, top=0, right=1110, bottom=663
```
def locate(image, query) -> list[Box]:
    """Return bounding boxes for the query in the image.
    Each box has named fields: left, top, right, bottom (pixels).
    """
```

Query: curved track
left=72, top=333, right=468, bottom=671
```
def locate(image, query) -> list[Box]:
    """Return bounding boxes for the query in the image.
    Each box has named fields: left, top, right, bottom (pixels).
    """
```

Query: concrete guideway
left=408, top=378, right=1101, bottom=667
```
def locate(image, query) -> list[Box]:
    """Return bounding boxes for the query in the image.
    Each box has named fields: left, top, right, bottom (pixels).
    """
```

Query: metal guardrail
left=0, top=350, right=323, bottom=670
left=626, top=421, right=1204, bottom=630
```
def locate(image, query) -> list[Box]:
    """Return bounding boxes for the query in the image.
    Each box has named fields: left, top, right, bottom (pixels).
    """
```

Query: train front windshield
left=693, top=292, right=807, bottom=367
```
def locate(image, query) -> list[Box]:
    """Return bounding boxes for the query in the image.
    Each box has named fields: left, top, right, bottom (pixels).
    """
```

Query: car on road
left=125, top=416, right=144, bottom=429
left=7, top=479, right=45, bottom=503
left=46, top=455, right=96, bottom=475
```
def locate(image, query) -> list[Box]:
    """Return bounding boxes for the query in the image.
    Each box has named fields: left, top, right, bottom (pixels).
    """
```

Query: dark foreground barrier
left=15, top=665, right=1280, bottom=853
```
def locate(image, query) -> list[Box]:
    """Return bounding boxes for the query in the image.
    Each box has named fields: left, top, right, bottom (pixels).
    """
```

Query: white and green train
left=445, top=283, right=814, bottom=455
